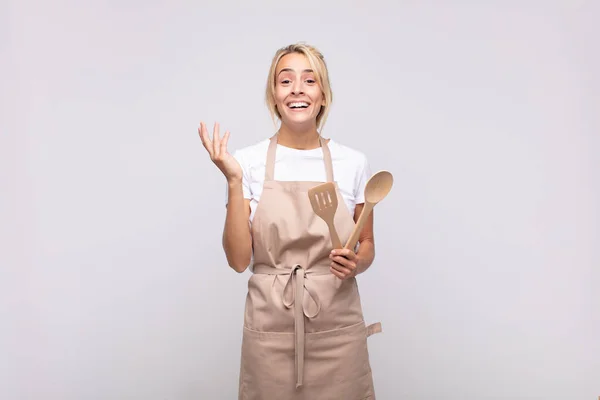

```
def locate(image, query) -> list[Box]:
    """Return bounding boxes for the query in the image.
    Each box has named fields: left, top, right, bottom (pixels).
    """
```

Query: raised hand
left=198, top=121, right=242, bottom=182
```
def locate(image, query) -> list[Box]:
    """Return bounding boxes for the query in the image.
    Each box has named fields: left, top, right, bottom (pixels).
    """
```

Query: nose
left=291, top=80, right=303, bottom=95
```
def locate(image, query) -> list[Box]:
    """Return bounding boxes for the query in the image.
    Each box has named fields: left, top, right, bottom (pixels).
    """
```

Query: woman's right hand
left=198, top=121, right=243, bottom=182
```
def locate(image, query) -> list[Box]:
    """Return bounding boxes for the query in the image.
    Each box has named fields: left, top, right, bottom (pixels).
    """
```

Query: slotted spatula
left=308, top=182, right=342, bottom=249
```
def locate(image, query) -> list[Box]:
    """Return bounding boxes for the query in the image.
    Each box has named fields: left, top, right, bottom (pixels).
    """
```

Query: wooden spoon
left=308, top=182, right=342, bottom=249
left=344, top=170, right=394, bottom=250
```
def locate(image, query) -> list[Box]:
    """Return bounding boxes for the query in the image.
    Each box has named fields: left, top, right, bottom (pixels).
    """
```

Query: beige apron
left=238, top=134, right=381, bottom=400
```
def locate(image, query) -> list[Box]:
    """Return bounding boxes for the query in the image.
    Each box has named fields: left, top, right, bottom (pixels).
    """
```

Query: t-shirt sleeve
left=225, top=149, right=252, bottom=206
left=354, top=153, right=371, bottom=204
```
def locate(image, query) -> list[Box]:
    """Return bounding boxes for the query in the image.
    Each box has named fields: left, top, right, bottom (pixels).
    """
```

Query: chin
left=282, top=119, right=316, bottom=129
left=283, top=113, right=317, bottom=124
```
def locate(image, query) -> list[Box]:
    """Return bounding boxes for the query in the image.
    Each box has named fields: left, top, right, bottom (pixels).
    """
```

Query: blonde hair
left=265, top=43, right=333, bottom=132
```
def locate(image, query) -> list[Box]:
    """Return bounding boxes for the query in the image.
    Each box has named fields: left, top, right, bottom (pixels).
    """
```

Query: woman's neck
left=276, top=123, right=321, bottom=150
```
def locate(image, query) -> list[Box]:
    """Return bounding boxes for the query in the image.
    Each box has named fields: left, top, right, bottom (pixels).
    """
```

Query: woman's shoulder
left=327, top=139, right=372, bottom=200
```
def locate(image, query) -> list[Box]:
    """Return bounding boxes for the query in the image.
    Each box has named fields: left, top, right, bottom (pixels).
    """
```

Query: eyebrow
left=277, top=68, right=314, bottom=76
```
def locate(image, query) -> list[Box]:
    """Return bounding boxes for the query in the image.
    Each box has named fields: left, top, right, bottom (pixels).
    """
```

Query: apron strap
left=320, top=136, right=334, bottom=182
left=265, top=135, right=278, bottom=181
left=366, top=322, right=382, bottom=337
left=265, top=134, right=334, bottom=182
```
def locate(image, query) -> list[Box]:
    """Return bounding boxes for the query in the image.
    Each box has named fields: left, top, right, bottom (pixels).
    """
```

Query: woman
left=198, top=43, right=381, bottom=399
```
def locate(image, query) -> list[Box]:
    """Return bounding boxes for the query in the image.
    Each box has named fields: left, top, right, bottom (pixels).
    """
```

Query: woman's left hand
left=329, top=248, right=359, bottom=280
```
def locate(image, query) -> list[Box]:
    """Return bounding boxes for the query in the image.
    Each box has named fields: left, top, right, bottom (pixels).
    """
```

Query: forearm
left=355, top=238, right=375, bottom=274
left=352, top=204, right=375, bottom=275
left=222, top=179, right=252, bottom=272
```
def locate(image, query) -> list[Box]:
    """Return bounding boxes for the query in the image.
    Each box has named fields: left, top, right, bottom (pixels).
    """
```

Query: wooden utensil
left=308, top=182, right=343, bottom=249
left=344, top=170, right=394, bottom=250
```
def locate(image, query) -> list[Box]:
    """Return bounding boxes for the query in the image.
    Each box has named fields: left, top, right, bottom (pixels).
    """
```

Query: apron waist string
left=252, top=264, right=330, bottom=388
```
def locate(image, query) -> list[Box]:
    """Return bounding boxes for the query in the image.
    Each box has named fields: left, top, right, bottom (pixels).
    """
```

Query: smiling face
left=274, top=52, right=325, bottom=130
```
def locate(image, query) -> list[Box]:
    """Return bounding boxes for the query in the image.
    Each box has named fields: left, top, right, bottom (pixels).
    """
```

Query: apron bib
left=238, top=134, right=381, bottom=400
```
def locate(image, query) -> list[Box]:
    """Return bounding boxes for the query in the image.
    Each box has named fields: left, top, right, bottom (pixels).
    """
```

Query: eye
left=306, top=79, right=316, bottom=84
left=280, top=79, right=291, bottom=84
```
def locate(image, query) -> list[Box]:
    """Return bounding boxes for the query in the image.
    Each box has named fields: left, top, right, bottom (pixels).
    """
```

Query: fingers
left=330, top=266, right=347, bottom=280
left=221, top=130, right=230, bottom=155
left=330, top=263, right=355, bottom=279
left=330, top=255, right=356, bottom=271
left=198, top=121, right=230, bottom=160
left=212, top=122, right=221, bottom=158
left=198, top=121, right=213, bottom=157
left=331, top=248, right=357, bottom=260
left=330, top=250, right=357, bottom=280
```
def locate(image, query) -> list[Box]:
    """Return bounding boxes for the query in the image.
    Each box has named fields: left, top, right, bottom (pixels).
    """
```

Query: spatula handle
left=328, top=221, right=342, bottom=249
left=344, top=202, right=374, bottom=250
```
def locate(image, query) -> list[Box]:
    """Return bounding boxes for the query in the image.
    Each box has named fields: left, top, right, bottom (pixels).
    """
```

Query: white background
left=2, top=1, right=599, bottom=399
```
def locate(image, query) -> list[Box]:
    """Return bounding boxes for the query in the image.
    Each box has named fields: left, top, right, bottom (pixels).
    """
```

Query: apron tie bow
left=282, top=264, right=322, bottom=318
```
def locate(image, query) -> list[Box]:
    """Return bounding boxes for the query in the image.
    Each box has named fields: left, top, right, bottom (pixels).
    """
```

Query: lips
left=287, top=101, right=310, bottom=109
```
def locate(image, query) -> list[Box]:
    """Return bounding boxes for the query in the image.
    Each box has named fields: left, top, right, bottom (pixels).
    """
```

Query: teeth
left=289, top=102, right=309, bottom=108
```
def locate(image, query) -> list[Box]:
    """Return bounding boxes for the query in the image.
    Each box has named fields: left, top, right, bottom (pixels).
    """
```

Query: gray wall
left=2, top=1, right=598, bottom=399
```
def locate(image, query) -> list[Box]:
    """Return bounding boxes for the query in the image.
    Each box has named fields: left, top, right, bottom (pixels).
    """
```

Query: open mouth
left=287, top=101, right=310, bottom=110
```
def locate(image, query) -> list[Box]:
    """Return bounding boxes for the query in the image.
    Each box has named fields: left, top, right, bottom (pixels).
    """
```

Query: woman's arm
left=353, top=204, right=375, bottom=275
left=198, top=121, right=252, bottom=273
left=222, top=179, right=253, bottom=273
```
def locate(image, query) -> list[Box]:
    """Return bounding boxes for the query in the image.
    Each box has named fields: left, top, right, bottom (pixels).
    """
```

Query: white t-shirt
left=226, top=137, right=372, bottom=222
